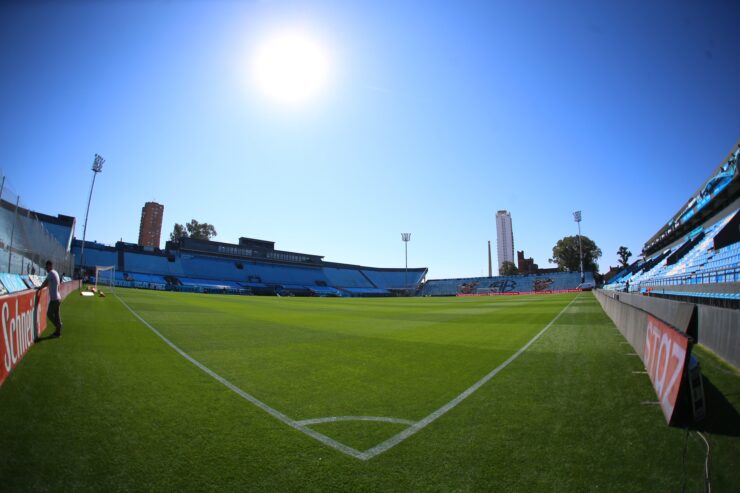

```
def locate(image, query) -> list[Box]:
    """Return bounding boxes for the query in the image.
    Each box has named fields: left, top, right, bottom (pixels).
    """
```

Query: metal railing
left=0, top=176, right=74, bottom=277
left=604, top=263, right=740, bottom=293
left=634, top=265, right=740, bottom=291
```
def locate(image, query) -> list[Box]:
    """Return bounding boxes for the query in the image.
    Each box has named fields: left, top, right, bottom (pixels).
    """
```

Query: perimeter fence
left=0, top=175, right=73, bottom=277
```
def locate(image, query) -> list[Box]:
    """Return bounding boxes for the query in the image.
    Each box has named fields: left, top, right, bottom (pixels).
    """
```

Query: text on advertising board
left=643, top=315, right=690, bottom=423
left=0, top=291, right=39, bottom=386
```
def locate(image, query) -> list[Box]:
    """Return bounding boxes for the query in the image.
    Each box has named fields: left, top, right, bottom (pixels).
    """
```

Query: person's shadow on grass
left=34, top=333, right=60, bottom=343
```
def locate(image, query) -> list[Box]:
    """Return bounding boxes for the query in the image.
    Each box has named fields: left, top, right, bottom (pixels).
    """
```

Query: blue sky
left=1, top=0, right=738, bottom=279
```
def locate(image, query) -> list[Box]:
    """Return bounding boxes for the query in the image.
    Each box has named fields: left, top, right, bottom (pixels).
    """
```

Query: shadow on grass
left=677, top=376, right=740, bottom=437
left=34, top=333, right=60, bottom=343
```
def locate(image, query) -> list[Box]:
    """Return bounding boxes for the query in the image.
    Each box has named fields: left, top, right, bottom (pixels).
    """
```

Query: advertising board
left=0, top=281, right=80, bottom=387
left=643, top=315, right=691, bottom=423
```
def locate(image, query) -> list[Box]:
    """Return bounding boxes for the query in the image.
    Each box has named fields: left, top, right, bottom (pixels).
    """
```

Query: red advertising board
left=643, top=315, right=690, bottom=423
left=36, top=288, right=49, bottom=336
left=456, top=289, right=582, bottom=297
left=0, top=280, right=80, bottom=388
left=0, top=290, right=41, bottom=387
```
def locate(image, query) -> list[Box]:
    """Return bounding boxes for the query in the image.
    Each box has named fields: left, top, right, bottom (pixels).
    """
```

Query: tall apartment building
left=495, top=210, right=514, bottom=274
left=138, top=201, right=164, bottom=249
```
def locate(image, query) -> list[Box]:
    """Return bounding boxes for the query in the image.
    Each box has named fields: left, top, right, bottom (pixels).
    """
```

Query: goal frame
left=95, top=265, right=116, bottom=293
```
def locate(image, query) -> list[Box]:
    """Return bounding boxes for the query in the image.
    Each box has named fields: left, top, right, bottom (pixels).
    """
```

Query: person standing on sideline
left=38, top=260, right=63, bottom=338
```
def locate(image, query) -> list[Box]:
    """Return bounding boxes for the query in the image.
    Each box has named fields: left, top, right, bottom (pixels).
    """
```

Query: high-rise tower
left=495, top=210, right=514, bottom=274
left=138, top=201, right=164, bottom=248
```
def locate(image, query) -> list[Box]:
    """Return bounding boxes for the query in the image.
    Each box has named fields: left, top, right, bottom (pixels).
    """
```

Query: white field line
left=116, top=294, right=367, bottom=460
left=116, top=292, right=579, bottom=461
left=295, top=416, right=416, bottom=426
left=359, top=294, right=580, bottom=460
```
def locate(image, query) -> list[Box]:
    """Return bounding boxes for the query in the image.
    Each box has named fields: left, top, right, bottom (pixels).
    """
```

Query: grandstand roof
left=644, top=139, right=739, bottom=255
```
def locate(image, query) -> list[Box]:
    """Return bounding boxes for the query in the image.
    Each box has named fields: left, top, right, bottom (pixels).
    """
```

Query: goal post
left=95, top=265, right=116, bottom=294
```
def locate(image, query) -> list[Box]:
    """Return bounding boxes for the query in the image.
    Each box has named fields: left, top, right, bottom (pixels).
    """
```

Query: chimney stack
left=488, top=240, right=492, bottom=277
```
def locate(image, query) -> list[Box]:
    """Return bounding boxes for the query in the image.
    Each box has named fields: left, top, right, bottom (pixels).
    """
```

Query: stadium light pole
left=401, top=233, right=411, bottom=295
left=79, top=154, right=105, bottom=280
left=573, top=210, right=585, bottom=284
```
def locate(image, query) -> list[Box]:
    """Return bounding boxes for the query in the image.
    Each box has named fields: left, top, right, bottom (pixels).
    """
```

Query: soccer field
left=1, top=289, right=737, bottom=491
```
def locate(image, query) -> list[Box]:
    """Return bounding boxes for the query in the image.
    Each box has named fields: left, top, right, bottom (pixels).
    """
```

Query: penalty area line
left=296, top=416, right=417, bottom=426
left=115, top=293, right=368, bottom=460
left=360, top=293, right=581, bottom=460
left=115, top=292, right=580, bottom=461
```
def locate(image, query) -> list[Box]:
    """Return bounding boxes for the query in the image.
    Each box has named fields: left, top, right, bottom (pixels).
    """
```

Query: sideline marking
left=116, top=292, right=579, bottom=460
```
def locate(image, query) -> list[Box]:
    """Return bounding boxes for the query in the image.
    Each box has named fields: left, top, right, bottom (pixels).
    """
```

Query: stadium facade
left=72, top=235, right=428, bottom=297
left=421, top=271, right=592, bottom=296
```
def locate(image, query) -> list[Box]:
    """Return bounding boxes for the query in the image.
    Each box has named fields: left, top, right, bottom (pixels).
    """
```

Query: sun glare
left=251, top=29, right=331, bottom=106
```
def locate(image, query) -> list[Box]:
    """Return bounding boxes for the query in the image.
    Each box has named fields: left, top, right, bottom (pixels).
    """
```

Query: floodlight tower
left=79, top=154, right=105, bottom=278
left=573, top=210, right=585, bottom=283
left=401, top=233, right=411, bottom=294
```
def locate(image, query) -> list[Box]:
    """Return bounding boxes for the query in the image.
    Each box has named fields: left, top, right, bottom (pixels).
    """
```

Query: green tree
left=169, top=220, right=217, bottom=242
left=169, top=223, right=188, bottom=242
left=500, top=261, right=519, bottom=276
left=186, top=219, right=217, bottom=240
left=549, top=235, right=601, bottom=273
left=617, top=246, right=632, bottom=268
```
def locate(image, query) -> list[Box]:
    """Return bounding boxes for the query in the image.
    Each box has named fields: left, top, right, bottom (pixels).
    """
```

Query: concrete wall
left=594, top=290, right=649, bottom=362
left=615, top=292, right=697, bottom=340
left=697, top=304, right=740, bottom=369
left=594, top=290, right=739, bottom=370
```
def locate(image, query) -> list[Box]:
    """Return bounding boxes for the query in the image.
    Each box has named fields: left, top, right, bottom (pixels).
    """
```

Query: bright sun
left=251, top=29, right=331, bottom=106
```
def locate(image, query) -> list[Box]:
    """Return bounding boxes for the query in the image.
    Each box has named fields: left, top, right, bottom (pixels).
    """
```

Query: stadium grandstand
left=421, top=271, right=592, bottom=296
left=0, top=190, right=75, bottom=294
left=72, top=236, right=428, bottom=297
left=604, top=141, right=739, bottom=308
left=0, top=176, right=427, bottom=298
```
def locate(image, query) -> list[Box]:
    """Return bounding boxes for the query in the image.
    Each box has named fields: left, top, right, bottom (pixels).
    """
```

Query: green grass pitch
left=0, top=289, right=738, bottom=491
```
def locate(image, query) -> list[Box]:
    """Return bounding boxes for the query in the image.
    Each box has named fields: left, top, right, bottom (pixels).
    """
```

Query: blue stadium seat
left=604, top=209, right=739, bottom=292
left=361, top=270, right=425, bottom=289
left=0, top=273, right=29, bottom=293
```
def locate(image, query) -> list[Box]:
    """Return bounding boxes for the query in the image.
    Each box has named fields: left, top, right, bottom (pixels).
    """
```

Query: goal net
left=95, top=265, right=116, bottom=294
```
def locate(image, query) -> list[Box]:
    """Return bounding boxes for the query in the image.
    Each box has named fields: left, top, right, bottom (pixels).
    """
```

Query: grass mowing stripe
left=115, top=292, right=369, bottom=460
left=360, top=294, right=581, bottom=460
left=117, top=291, right=579, bottom=461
